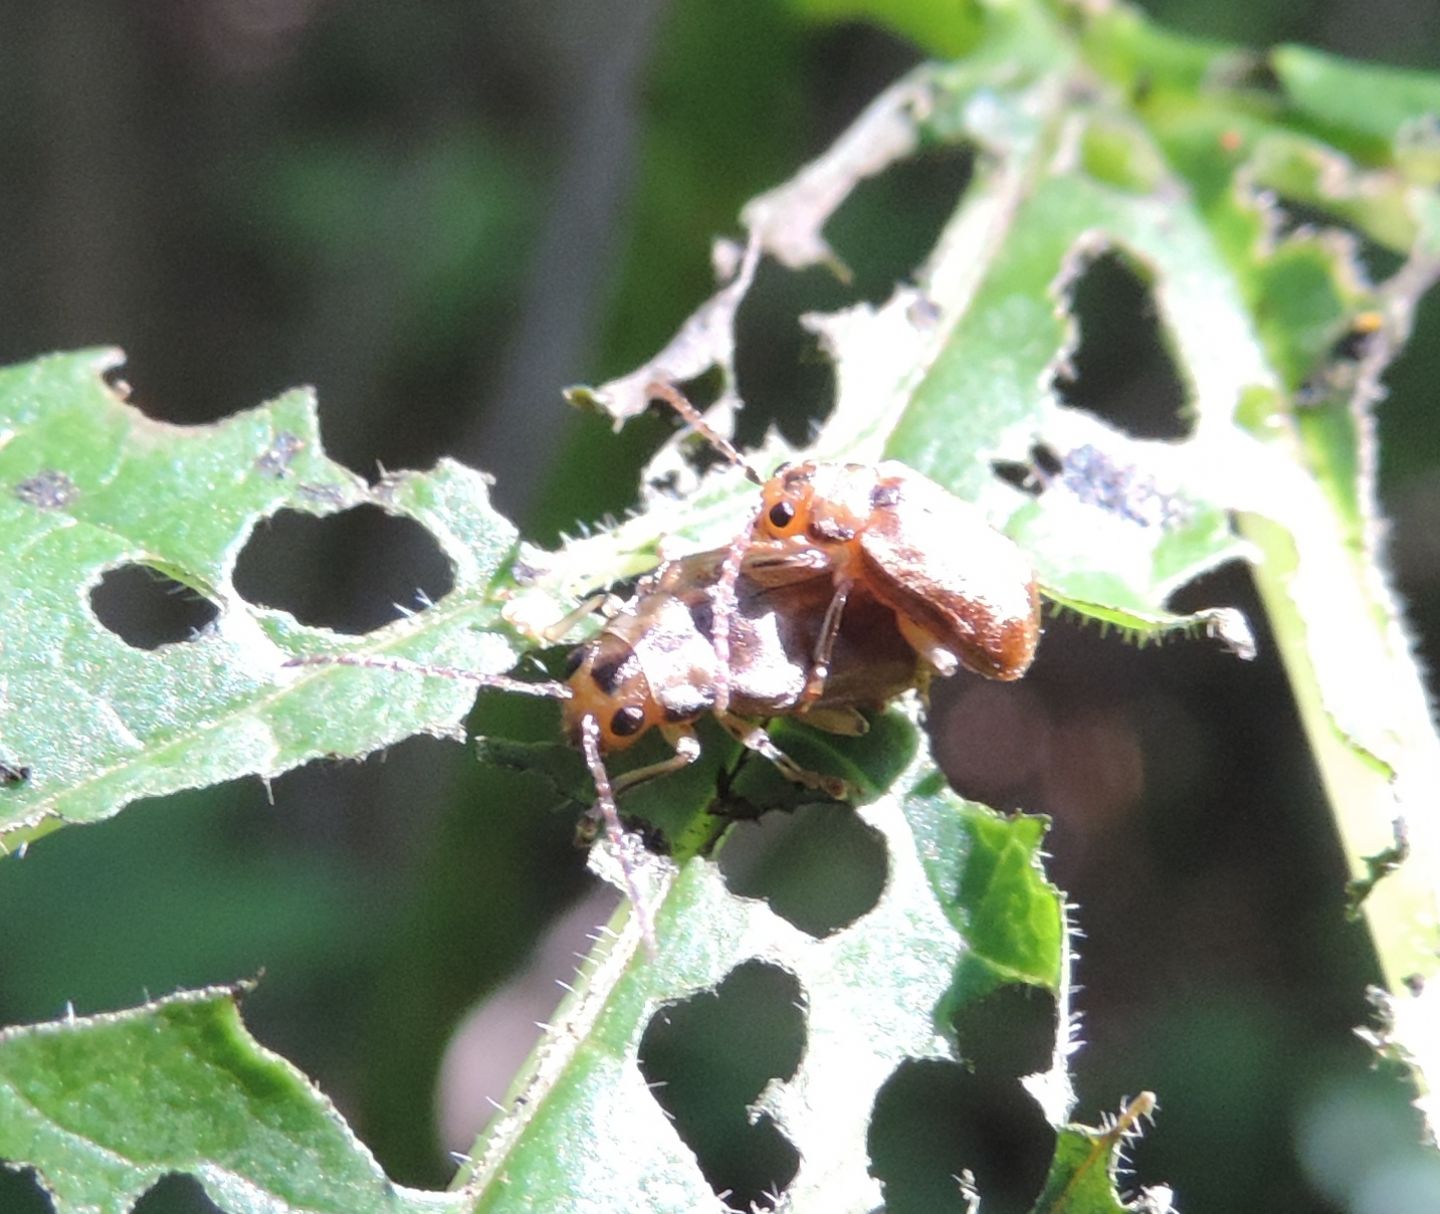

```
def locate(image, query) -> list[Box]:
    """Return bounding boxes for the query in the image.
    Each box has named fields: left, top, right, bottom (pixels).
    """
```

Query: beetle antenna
left=283, top=654, right=571, bottom=700
left=579, top=713, right=658, bottom=958
left=645, top=380, right=762, bottom=485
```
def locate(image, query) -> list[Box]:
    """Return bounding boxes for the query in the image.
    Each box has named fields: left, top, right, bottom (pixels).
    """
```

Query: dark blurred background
left=2, top=2, right=1439, bottom=1212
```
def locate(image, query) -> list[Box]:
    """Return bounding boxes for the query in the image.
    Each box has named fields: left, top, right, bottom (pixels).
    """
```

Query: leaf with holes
left=0, top=348, right=523, bottom=851
left=458, top=707, right=1067, bottom=1212
left=0, top=985, right=469, bottom=1214
left=573, top=0, right=1440, bottom=1149
left=4, top=0, right=1440, bottom=1209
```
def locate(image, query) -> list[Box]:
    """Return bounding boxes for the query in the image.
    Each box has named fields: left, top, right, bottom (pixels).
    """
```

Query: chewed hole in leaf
left=1267, top=195, right=1405, bottom=284
left=1378, top=284, right=1440, bottom=500
left=638, top=960, right=804, bottom=1212
left=233, top=504, right=452, bottom=634
left=89, top=564, right=221, bottom=650
left=733, top=259, right=847, bottom=452
left=718, top=801, right=885, bottom=936
left=1056, top=249, right=1189, bottom=441
left=868, top=1057, right=1054, bottom=1214
left=0, top=1166, right=50, bottom=1214
left=825, top=142, right=978, bottom=304
left=133, top=1173, right=223, bottom=1213
left=951, top=983, right=1058, bottom=1079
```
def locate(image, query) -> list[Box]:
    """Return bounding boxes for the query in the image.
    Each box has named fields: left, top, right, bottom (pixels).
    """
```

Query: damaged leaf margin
left=0, top=348, right=525, bottom=849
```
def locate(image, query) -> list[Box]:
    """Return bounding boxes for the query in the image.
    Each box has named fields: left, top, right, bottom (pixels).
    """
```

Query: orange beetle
left=645, top=381, right=1041, bottom=704
left=749, top=460, right=1041, bottom=686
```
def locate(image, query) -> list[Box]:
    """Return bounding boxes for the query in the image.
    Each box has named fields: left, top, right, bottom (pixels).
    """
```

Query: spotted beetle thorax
left=561, top=636, right=655, bottom=751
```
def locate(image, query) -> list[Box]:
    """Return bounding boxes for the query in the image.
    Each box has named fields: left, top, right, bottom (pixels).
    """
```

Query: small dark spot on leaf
left=1032, top=443, right=1063, bottom=478
left=1296, top=311, right=1387, bottom=407
left=1218, top=49, right=1283, bottom=95
left=639, top=961, right=804, bottom=1212
left=255, top=431, right=304, bottom=477
left=296, top=482, right=348, bottom=508
left=646, top=468, right=681, bottom=496
left=1331, top=311, right=1384, bottom=364
left=992, top=460, right=1036, bottom=495
left=0, top=760, right=31, bottom=787
left=234, top=505, right=453, bottom=634
left=15, top=469, right=77, bottom=509
left=90, top=564, right=221, bottom=650
left=991, top=443, right=1062, bottom=498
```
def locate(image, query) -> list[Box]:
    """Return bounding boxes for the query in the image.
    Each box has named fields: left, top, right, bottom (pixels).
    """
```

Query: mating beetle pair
left=546, top=383, right=1041, bottom=945
left=293, top=382, right=1041, bottom=950
left=564, top=382, right=1040, bottom=792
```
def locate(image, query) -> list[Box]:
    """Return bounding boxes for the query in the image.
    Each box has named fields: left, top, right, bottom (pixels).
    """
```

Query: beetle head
left=561, top=638, right=657, bottom=751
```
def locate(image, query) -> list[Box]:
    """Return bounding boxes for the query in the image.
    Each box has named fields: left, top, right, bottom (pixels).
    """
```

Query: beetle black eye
left=610, top=705, right=646, bottom=737
left=768, top=501, right=797, bottom=530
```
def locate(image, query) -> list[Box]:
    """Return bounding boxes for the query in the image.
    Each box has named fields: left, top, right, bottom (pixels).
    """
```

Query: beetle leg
left=800, top=705, right=869, bottom=736
left=538, top=591, right=624, bottom=642
left=737, top=541, right=832, bottom=586
left=798, top=578, right=853, bottom=706
left=710, top=513, right=760, bottom=717
left=608, top=726, right=703, bottom=798
left=714, top=712, right=852, bottom=800
left=894, top=615, right=960, bottom=677
left=578, top=713, right=658, bottom=957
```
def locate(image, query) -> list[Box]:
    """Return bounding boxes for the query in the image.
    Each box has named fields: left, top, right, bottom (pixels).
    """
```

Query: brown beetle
left=646, top=381, right=1041, bottom=705
left=748, top=460, right=1041, bottom=684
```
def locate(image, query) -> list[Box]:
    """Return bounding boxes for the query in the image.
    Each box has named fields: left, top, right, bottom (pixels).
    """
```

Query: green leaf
left=1273, top=44, right=1440, bottom=151
left=785, top=0, right=985, bottom=57
left=1030, top=1094, right=1166, bottom=1214
left=0, top=349, right=523, bottom=850
left=460, top=709, right=1066, bottom=1211
left=0, top=986, right=466, bottom=1214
